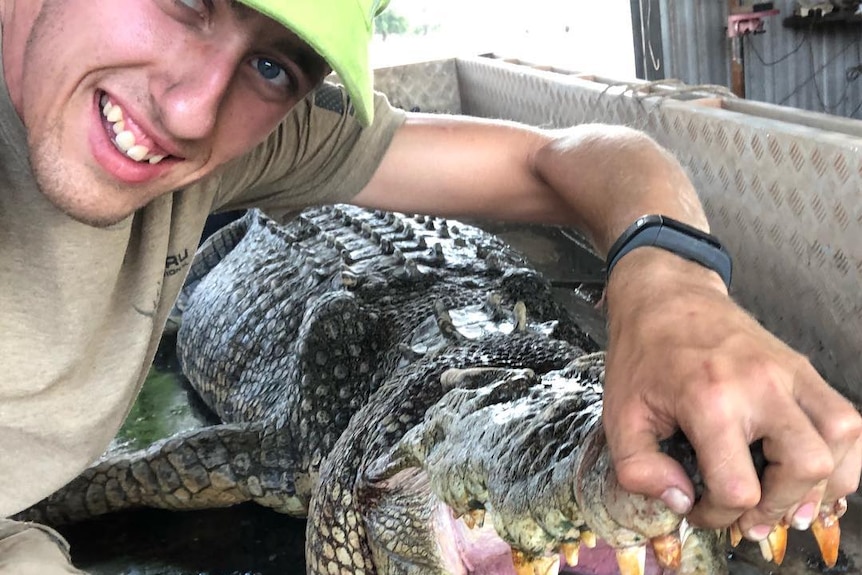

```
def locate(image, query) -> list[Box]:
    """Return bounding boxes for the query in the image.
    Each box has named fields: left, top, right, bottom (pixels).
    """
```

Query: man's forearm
left=534, top=124, right=710, bottom=257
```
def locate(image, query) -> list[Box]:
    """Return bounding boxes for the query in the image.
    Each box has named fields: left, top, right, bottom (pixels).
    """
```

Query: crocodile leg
left=17, top=421, right=310, bottom=525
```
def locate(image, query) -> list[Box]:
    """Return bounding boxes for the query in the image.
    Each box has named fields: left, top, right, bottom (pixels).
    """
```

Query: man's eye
left=251, top=57, right=291, bottom=88
left=169, top=0, right=208, bottom=20
left=176, top=0, right=205, bottom=11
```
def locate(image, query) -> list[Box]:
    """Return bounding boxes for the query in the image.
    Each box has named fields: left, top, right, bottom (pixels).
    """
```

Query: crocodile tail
left=15, top=423, right=268, bottom=526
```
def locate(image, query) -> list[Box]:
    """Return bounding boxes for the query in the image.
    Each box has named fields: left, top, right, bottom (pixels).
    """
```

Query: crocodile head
left=307, top=352, right=729, bottom=575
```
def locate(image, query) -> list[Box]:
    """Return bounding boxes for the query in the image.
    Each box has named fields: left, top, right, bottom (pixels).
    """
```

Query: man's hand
left=602, top=248, right=862, bottom=544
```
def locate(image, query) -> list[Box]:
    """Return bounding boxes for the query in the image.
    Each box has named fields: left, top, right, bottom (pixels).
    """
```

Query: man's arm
left=353, top=113, right=862, bottom=538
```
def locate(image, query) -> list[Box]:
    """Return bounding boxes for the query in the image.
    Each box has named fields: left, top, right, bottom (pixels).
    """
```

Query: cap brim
left=239, top=0, right=375, bottom=126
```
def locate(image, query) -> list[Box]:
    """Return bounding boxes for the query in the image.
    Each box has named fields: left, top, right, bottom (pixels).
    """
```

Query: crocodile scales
left=21, top=205, right=775, bottom=575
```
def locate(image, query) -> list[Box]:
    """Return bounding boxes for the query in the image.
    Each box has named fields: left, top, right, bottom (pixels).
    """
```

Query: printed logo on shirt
left=165, top=249, right=191, bottom=277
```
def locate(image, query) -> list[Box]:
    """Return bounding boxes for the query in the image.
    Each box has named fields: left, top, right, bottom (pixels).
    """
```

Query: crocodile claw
left=811, top=510, right=841, bottom=568
left=615, top=544, right=647, bottom=575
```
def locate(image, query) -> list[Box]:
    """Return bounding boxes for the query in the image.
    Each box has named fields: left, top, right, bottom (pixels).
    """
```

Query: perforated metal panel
left=372, top=59, right=462, bottom=115
left=375, top=56, right=862, bottom=402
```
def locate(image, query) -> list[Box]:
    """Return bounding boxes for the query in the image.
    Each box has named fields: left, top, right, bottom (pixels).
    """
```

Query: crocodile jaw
left=442, top=507, right=671, bottom=575
left=364, top=467, right=672, bottom=575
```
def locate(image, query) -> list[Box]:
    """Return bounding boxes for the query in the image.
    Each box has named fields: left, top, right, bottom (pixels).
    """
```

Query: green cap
left=239, top=0, right=388, bottom=126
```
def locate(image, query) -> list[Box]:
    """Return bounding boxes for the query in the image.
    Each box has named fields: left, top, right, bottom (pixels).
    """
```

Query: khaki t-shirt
left=0, top=71, right=405, bottom=515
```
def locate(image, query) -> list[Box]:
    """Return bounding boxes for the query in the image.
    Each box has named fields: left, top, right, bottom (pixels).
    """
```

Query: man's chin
left=31, top=147, right=145, bottom=228
left=38, top=187, right=137, bottom=229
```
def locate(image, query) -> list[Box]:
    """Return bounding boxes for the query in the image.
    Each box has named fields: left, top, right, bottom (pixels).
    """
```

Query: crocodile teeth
left=811, top=512, right=841, bottom=568
left=615, top=545, right=646, bottom=575
left=461, top=508, right=485, bottom=529
left=729, top=522, right=743, bottom=547
left=560, top=541, right=579, bottom=566
left=650, top=533, right=682, bottom=569
left=757, top=523, right=788, bottom=565
left=511, top=551, right=560, bottom=575
left=579, top=529, right=597, bottom=548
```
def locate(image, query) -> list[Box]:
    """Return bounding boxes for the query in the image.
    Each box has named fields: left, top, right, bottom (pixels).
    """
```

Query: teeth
left=513, top=550, right=531, bottom=575
left=811, top=513, right=840, bottom=568
left=650, top=533, right=682, bottom=569
left=126, top=145, right=150, bottom=162
left=106, top=105, right=123, bottom=123
left=511, top=551, right=560, bottom=575
left=767, top=523, right=788, bottom=565
left=615, top=545, right=646, bottom=575
left=100, top=94, right=168, bottom=164
left=729, top=522, right=743, bottom=547
left=532, top=555, right=560, bottom=575
left=579, top=530, right=597, bottom=549
left=114, top=130, right=136, bottom=152
left=461, top=509, right=485, bottom=530
left=560, top=542, right=579, bottom=566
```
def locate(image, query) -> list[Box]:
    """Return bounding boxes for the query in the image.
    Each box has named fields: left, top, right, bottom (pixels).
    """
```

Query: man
left=0, top=0, right=859, bottom=572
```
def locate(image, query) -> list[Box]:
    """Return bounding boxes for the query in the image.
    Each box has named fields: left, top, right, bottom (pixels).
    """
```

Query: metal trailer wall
left=659, top=0, right=862, bottom=119
left=372, top=56, right=862, bottom=405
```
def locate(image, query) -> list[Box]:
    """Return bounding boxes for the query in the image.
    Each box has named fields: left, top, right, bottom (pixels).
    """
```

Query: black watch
left=605, top=215, right=733, bottom=289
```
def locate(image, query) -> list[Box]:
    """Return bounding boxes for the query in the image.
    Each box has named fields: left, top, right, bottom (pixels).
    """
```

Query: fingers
left=794, top=366, right=862, bottom=502
left=681, top=414, right=761, bottom=529
left=604, top=409, right=695, bottom=516
left=713, top=360, right=860, bottom=540
left=823, top=433, right=862, bottom=503
left=736, top=403, right=832, bottom=536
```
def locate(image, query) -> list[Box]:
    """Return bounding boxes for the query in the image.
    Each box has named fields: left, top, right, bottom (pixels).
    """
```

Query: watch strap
left=605, top=215, right=733, bottom=288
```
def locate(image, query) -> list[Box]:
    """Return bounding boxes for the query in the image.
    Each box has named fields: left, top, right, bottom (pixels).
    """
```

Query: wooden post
left=728, top=0, right=746, bottom=98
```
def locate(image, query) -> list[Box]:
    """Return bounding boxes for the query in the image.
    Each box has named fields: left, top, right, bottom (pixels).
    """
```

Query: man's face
left=4, top=0, right=324, bottom=227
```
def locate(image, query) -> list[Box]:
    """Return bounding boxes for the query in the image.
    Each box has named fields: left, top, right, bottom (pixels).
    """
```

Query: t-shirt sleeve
left=212, top=83, right=406, bottom=219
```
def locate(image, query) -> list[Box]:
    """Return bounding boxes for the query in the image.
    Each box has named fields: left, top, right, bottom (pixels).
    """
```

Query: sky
left=371, top=0, right=637, bottom=78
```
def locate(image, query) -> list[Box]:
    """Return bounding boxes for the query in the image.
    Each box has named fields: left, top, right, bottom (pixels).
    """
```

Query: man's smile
left=99, top=92, right=169, bottom=165
left=90, top=90, right=179, bottom=185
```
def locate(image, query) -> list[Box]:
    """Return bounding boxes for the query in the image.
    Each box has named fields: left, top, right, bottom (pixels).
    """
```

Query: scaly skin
left=309, top=348, right=728, bottom=574
left=21, top=206, right=813, bottom=574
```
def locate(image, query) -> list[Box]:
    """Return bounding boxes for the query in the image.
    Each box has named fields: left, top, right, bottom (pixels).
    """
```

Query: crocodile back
left=177, top=206, right=596, bottom=432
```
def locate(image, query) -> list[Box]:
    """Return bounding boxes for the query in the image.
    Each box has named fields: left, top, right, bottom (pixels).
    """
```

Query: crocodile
left=20, top=206, right=841, bottom=575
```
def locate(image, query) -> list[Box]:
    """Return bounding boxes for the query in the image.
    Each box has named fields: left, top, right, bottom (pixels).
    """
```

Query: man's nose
left=156, top=43, right=240, bottom=142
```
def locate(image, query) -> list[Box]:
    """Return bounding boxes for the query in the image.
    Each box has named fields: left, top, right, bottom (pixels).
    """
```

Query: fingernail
left=661, top=487, right=692, bottom=515
left=747, top=524, right=773, bottom=541
left=791, top=503, right=815, bottom=531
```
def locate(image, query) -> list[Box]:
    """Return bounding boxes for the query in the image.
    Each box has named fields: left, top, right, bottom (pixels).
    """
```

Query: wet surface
left=56, top=222, right=860, bottom=575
